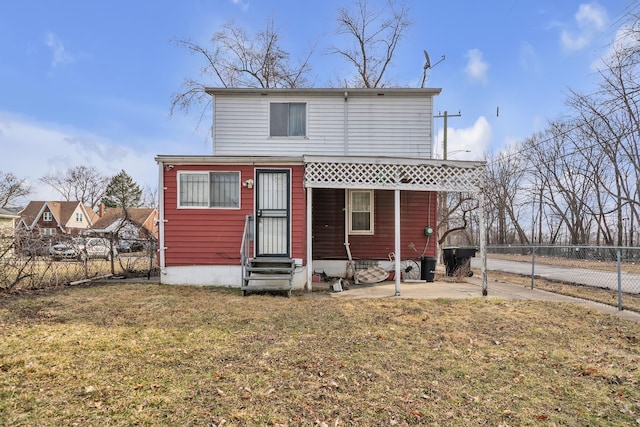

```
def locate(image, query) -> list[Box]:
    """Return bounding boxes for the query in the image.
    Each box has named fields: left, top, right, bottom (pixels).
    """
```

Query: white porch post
left=157, top=161, right=166, bottom=277
left=306, top=187, right=313, bottom=292
left=479, top=191, right=488, bottom=296
left=394, top=189, right=401, bottom=296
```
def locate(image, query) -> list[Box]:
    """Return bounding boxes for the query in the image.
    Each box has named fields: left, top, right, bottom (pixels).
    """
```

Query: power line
left=487, top=122, right=640, bottom=168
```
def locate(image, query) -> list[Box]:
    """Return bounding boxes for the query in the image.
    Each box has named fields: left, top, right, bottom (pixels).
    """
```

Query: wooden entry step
left=242, top=257, right=295, bottom=297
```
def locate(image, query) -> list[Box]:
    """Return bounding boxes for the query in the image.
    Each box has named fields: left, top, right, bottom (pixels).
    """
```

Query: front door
left=255, top=169, right=290, bottom=257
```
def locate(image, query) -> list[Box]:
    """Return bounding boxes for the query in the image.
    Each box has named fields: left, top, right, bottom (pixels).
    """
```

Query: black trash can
left=442, top=247, right=477, bottom=277
left=442, top=248, right=456, bottom=276
left=421, top=256, right=437, bottom=282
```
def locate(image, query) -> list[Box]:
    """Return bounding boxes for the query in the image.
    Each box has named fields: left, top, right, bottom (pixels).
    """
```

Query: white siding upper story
left=207, top=88, right=441, bottom=159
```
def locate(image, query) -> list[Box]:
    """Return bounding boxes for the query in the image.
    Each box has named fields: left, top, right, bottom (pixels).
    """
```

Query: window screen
left=179, top=172, right=240, bottom=208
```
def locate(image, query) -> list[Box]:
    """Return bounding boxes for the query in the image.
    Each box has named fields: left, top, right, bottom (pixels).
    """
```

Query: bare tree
left=140, top=185, right=158, bottom=209
left=562, top=19, right=640, bottom=247
left=484, top=146, right=530, bottom=245
left=332, top=0, right=411, bottom=88
left=171, top=18, right=315, bottom=118
left=438, top=192, right=478, bottom=246
left=524, top=122, right=598, bottom=245
left=480, top=11, right=640, bottom=248
left=0, top=171, right=32, bottom=208
left=40, top=166, right=109, bottom=209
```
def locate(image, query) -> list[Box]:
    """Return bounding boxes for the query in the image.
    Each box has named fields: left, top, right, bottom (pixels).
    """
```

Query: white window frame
left=43, top=212, right=52, bottom=222
left=39, top=228, right=56, bottom=236
left=269, top=102, right=307, bottom=138
left=177, top=171, right=241, bottom=209
left=75, top=212, right=83, bottom=222
left=348, top=189, right=374, bottom=235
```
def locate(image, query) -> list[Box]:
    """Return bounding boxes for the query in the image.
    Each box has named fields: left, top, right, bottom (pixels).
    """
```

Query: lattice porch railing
left=303, top=155, right=486, bottom=193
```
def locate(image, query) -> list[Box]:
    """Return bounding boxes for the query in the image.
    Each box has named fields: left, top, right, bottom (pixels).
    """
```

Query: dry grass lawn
left=1, top=283, right=640, bottom=426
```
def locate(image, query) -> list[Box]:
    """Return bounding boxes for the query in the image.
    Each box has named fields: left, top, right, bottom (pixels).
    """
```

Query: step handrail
left=240, top=215, right=253, bottom=283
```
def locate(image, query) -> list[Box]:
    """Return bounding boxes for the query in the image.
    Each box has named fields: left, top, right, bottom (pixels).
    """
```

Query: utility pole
left=434, top=110, right=461, bottom=159
left=434, top=110, right=462, bottom=252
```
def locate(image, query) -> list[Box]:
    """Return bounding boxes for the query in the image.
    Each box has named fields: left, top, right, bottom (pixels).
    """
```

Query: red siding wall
left=312, top=188, right=438, bottom=260
left=290, top=168, right=306, bottom=262
left=163, top=165, right=306, bottom=267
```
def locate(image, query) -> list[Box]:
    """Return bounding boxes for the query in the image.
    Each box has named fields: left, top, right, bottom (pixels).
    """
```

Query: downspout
left=157, top=161, right=166, bottom=277
left=394, top=189, right=401, bottom=296
left=344, top=189, right=349, bottom=272
left=211, top=95, right=216, bottom=155
left=343, top=91, right=348, bottom=155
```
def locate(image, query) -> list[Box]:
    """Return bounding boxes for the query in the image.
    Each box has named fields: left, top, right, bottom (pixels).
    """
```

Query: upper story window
left=270, top=102, right=306, bottom=137
left=348, top=190, right=374, bottom=235
left=43, top=212, right=52, bottom=222
left=178, top=171, right=240, bottom=209
left=75, top=213, right=83, bottom=222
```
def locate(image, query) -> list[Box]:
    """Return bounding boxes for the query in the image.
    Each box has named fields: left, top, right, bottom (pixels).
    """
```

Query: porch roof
left=303, top=155, right=486, bottom=193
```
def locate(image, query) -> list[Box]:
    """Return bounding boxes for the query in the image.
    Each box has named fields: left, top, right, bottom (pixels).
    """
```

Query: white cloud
left=560, top=2, right=608, bottom=52
left=45, top=32, right=74, bottom=68
left=0, top=112, right=179, bottom=203
left=519, top=42, right=540, bottom=73
left=560, top=32, right=589, bottom=51
left=231, top=0, right=249, bottom=12
left=575, top=2, right=607, bottom=31
left=464, top=49, right=489, bottom=85
left=437, top=116, right=492, bottom=160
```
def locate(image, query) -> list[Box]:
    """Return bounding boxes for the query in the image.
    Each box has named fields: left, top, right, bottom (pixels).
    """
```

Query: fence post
left=530, top=245, right=536, bottom=290
left=617, top=249, right=622, bottom=311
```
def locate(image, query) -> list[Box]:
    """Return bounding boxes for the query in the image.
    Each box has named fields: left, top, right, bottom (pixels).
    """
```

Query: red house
left=156, top=88, right=487, bottom=295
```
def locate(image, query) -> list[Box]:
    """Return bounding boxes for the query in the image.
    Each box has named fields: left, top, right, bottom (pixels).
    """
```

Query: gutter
left=154, top=155, right=305, bottom=165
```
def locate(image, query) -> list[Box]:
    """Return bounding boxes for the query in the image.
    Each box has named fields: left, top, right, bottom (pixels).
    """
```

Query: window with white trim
left=348, top=190, right=374, bottom=235
left=178, top=171, right=240, bottom=208
left=43, top=212, right=52, bottom=222
left=270, top=102, right=306, bottom=137
left=39, top=228, right=56, bottom=236
left=75, top=213, right=83, bottom=222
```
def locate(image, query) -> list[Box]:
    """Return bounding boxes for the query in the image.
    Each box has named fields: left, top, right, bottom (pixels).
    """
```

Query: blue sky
left=1, top=0, right=637, bottom=202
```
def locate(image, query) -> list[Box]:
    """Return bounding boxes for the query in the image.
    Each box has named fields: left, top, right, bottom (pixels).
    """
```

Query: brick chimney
left=99, top=203, right=105, bottom=218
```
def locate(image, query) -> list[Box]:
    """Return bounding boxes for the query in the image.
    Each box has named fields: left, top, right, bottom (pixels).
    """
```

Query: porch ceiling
left=303, top=155, right=486, bottom=193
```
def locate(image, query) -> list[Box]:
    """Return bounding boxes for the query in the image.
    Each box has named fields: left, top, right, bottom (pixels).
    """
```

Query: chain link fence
left=483, top=245, right=640, bottom=311
left=0, top=230, right=158, bottom=292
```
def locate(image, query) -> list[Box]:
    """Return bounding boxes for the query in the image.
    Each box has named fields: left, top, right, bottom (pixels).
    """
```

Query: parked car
left=50, top=238, right=117, bottom=261
left=50, top=240, right=81, bottom=260
left=84, top=237, right=118, bottom=260
left=116, top=239, right=144, bottom=253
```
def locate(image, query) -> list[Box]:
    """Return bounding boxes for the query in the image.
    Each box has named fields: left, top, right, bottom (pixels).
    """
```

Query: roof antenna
left=421, top=50, right=445, bottom=88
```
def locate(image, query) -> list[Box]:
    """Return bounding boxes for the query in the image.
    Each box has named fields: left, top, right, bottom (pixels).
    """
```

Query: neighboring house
left=16, top=201, right=96, bottom=238
left=155, top=88, right=487, bottom=294
left=90, top=207, right=158, bottom=240
left=0, top=207, right=20, bottom=257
